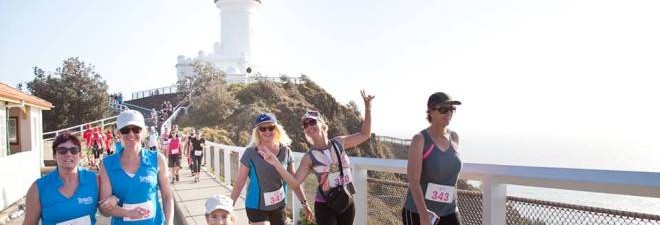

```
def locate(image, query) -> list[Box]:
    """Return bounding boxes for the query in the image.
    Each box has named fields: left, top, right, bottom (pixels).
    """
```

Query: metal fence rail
left=366, top=177, right=660, bottom=225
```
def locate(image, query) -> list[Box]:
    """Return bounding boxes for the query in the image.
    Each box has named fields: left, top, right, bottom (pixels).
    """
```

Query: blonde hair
left=247, top=123, right=292, bottom=147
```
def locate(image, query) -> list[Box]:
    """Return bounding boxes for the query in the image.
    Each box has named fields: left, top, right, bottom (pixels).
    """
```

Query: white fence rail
left=202, top=142, right=660, bottom=225
left=42, top=116, right=118, bottom=141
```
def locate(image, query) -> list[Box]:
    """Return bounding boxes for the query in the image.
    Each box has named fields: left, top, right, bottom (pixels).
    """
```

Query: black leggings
left=401, top=208, right=461, bottom=225
left=192, top=155, right=202, bottom=173
left=314, top=201, right=355, bottom=225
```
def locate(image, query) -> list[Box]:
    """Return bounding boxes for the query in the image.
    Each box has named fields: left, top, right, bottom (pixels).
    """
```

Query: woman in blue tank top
left=23, top=132, right=100, bottom=225
left=402, top=92, right=463, bottom=225
left=98, top=110, right=174, bottom=225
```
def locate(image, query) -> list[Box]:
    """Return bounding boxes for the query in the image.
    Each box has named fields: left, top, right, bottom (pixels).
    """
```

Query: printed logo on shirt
left=77, top=196, right=94, bottom=205
left=139, top=175, right=157, bottom=183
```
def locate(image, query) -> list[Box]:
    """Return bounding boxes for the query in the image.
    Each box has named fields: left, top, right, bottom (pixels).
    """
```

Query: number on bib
left=424, top=183, right=455, bottom=203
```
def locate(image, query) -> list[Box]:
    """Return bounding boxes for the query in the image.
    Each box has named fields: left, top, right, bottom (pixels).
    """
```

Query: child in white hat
left=205, top=194, right=235, bottom=225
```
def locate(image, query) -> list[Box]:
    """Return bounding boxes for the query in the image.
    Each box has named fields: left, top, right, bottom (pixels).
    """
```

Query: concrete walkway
left=172, top=158, right=248, bottom=225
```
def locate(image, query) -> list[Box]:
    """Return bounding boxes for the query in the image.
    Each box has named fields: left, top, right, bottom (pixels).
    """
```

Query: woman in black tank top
left=402, top=92, right=463, bottom=225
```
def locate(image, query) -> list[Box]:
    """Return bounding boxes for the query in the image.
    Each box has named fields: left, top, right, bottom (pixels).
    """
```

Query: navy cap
left=255, top=113, right=277, bottom=126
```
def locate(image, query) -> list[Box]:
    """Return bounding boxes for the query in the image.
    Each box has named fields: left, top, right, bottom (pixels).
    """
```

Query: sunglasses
left=56, top=146, right=81, bottom=155
left=119, top=126, right=142, bottom=135
left=303, top=119, right=318, bottom=128
left=258, top=125, right=276, bottom=132
left=432, top=106, right=456, bottom=114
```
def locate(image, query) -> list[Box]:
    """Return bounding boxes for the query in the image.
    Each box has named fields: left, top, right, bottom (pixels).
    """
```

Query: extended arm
left=337, top=90, right=374, bottom=149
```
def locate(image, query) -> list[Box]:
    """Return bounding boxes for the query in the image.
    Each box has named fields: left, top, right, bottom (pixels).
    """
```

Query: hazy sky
left=2, top=0, right=659, bottom=164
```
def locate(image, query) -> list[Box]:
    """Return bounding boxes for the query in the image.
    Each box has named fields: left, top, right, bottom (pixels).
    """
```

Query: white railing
left=159, top=104, right=187, bottom=135
left=42, top=116, right=118, bottom=141
left=202, top=142, right=660, bottom=225
left=376, top=135, right=412, bottom=146
left=130, top=84, right=178, bottom=100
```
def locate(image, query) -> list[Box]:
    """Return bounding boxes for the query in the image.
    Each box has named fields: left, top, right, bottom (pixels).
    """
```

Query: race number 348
left=424, top=183, right=455, bottom=203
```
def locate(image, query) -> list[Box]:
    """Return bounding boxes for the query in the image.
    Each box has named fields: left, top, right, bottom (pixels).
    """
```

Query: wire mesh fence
left=366, top=177, right=660, bottom=225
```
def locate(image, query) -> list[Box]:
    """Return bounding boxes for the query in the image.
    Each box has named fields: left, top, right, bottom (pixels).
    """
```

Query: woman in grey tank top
left=259, top=90, right=375, bottom=225
left=402, top=92, right=463, bottom=225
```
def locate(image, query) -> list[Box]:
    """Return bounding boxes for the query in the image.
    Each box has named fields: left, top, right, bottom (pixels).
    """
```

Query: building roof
left=0, top=82, right=53, bottom=110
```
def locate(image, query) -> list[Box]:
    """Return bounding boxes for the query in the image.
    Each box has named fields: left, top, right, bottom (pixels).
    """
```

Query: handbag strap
left=318, top=139, right=346, bottom=199
left=329, top=139, right=345, bottom=178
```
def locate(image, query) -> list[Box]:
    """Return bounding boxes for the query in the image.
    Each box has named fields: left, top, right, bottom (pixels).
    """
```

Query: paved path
left=172, top=157, right=249, bottom=225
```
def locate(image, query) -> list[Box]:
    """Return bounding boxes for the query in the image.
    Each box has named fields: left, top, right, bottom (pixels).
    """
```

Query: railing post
left=291, top=158, right=302, bottom=225
left=205, top=146, right=212, bottom=174
left=352, top=166, right=368, bottom=225
left=214, top=146, right=221, bottom=178
left=224, top=148, right=231, bottom=185
left=482, top=175, right=507, bottom=225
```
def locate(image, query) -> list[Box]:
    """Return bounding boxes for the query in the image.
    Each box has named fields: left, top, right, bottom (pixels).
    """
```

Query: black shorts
left=168, top=154, right=181, bottom=167
left=401, top=208, right=461, bottom=225
left=245, top=207, right=287, bottom=225
left=93, top=147, right=102, bottom=159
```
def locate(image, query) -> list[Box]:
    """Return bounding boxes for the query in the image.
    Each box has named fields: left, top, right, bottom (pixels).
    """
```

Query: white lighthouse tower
left=176, top=0, right=261, bottom=83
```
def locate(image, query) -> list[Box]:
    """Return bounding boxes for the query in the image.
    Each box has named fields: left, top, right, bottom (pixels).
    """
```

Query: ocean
left=458, top=133, right=660, bottom=215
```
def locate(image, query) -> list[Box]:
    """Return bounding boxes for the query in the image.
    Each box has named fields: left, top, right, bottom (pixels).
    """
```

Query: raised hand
left=360, top=90, right=375, bottom=110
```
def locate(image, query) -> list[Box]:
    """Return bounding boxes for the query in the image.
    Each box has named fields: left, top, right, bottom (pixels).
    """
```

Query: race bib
left=425, top=183, right=455, bottom=203
left=263, top=186, right=285, bottom=206
left=170, top=148, right=179, bottom=154
left=122, top=201, right=155, bottom=221
left=56, top=215, right=91, bottom=225
left=194, top=150, right=203, bottom=156
left=327, top=168, right=352, bottom=188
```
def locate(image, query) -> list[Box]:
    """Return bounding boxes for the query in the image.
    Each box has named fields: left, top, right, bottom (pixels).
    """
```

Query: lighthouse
left=176, top=0, right=261, bottom=83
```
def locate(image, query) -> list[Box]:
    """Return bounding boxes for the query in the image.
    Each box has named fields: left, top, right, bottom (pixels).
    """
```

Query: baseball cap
left=255, top=113, right=277, bottom=126
left=427, top=92, right=462, bottom=108
left=301, top=110, right=323, bottom=123
left=116, top=110, right=146, bottom=130
left=205, top=194, right=233, bottom=214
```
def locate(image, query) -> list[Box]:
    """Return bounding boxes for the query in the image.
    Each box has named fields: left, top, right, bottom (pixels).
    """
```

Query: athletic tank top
left=103, top=149, right=164, bottom=225
left=307, top=138, right=356, bottom=203
left=37, top=168, right=98, bottom=225
left=239, top=145, right=293, bottom=210
left=403, top=129, right=462, bottom=216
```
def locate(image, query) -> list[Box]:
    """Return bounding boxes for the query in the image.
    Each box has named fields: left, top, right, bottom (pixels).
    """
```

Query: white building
left=0, top=82, right=53, bottom=211
left=176, top=0, right=261, bottom=84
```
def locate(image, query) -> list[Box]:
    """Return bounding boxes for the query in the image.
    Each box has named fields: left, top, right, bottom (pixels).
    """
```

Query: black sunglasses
left=258, top=125, right=276, bottom=132
left=119, top=126, right=142, bottom=135
left=56, top=146, right=81, bottom=155
left=303, top=119, right=317, bottom=128
left=432, top=106, right=456, bottom=114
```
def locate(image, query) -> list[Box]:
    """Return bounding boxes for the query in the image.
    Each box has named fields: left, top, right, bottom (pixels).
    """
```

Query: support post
left=352, top=166, right=368, bottom=225
left=482, top=175, right=507, bottom=225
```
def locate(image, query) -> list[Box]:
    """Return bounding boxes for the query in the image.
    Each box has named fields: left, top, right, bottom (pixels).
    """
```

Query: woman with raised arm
left=259, top=90, right=374, bottom=225
left=23, top=132, right=101, bottom=225
left=230, top=113, right=313, bottom=225
left=402, top=92, right=463, bottom=225
left=98, top=110, right=174, bottom=225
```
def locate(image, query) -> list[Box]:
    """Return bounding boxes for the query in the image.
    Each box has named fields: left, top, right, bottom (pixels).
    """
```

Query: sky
left=2, top=0, right=660, bottom=170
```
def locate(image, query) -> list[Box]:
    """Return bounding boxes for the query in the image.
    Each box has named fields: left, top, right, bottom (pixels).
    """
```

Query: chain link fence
left=366, top=177, right=660, bottom=225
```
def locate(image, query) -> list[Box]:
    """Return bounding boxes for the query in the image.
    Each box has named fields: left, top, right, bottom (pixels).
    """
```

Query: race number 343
left=424, top=183, right=455, bottom=203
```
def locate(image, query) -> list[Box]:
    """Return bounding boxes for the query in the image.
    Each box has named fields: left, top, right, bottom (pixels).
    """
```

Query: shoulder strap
left=329, top=139, right=345, bottom=178
left=420, top=130, right=435, bottom=160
